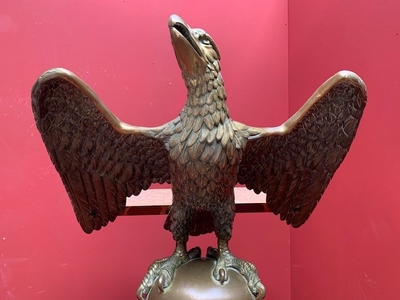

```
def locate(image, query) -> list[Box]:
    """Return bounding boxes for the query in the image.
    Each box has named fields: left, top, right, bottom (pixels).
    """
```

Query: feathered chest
left=168, top=96, right=243, bottom=161
left=166, top=86, right=247, bottom=188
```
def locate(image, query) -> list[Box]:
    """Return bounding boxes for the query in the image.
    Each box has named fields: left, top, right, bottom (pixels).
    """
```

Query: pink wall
left=1, top=1, right=290, bottom=299
left=289, top=0, right=400, bottom=299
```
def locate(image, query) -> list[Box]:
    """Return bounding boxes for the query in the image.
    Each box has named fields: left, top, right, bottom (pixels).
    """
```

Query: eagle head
left=169, top=14, right=221, bottom=80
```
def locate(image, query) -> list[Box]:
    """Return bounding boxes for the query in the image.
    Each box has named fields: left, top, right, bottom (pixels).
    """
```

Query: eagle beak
left=169, top=14, right=207, bottom=77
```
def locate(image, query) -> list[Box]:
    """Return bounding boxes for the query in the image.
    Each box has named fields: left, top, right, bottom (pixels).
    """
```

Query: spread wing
left=237, top=71, right=367, bottom=227
left=32, top=68, right=171, bottom=233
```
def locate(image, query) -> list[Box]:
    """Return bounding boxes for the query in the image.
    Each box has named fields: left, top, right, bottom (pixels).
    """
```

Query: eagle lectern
left=31, top=15, right=366, bottom=300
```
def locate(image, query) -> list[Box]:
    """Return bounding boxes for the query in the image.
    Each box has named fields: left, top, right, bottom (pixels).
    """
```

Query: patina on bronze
left=31, top=14, right=367, bottom=300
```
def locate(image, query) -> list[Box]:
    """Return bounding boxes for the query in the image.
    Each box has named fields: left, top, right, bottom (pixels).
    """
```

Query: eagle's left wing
left=32, top=68, right=171, bottom=233
left=237, top=71, right=367, bottom=227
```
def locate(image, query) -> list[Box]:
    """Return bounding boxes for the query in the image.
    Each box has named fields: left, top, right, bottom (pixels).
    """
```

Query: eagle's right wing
left=32, top=68, right=171, bottom=233
left=237, top=71, right=367, bottom=227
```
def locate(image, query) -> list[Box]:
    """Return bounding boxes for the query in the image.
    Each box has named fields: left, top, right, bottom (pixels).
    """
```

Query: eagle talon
left=157, top=272, right=167, bottom=293
left=218, top=268, right=227, bottom=284
left=137, top=243, right=189, bottom=299
left=213, top=240, right=264, bottom=297
left=188, top=246, right=202, bottom=260
left=255, top=282, right=267, bottom=300
left=206, top=246, right=218, bottom=259
left=213, top=255, right=229, bottom=284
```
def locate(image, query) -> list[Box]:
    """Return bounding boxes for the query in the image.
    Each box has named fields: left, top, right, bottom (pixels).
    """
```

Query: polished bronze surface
left=147, top=258, right=260, bottom=300
left=32, top=14, right=366, bottom=300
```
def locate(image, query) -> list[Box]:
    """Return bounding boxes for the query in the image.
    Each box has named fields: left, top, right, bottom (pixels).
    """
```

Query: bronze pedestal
left=147, top=258, right=259, bottom=300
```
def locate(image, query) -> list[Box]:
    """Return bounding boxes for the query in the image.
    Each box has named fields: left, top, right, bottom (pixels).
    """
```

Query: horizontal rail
left=122, top=187, right=271, bottom=216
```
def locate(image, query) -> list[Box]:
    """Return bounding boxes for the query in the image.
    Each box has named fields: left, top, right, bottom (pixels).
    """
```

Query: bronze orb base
left=146, top=258, right=265, bottom=300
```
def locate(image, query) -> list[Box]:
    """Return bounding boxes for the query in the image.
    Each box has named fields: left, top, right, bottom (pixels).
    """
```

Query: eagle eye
left=200, top=36, right=211, bottom=45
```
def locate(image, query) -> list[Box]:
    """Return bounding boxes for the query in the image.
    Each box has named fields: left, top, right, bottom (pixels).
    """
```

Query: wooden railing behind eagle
left=122, top=187, right=271, bottom=216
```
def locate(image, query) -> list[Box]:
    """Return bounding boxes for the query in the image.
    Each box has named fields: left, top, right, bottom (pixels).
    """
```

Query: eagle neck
left=181, top=70, right=229, bottom=123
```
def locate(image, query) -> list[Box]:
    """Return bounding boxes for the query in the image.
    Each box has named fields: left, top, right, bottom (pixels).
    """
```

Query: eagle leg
left=136, top=242, right=201, bottom=300
left=207, top=239, right=266, bottom=300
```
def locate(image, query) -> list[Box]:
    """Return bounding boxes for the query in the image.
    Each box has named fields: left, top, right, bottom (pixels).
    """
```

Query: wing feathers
left=32, top=68, right=171, bottom=233
left=238, top=71, right=367, bottom=227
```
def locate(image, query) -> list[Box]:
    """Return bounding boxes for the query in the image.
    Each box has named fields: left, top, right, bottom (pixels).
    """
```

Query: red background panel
left=3, top=0, right=398, bottom=299
left=1, top=1, right=290, bottom=300
left=289, top=0, right=400, bottom=299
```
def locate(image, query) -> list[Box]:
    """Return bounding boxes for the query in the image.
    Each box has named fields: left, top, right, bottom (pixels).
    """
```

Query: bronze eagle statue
left=32, top=15, right=366, bottom=299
